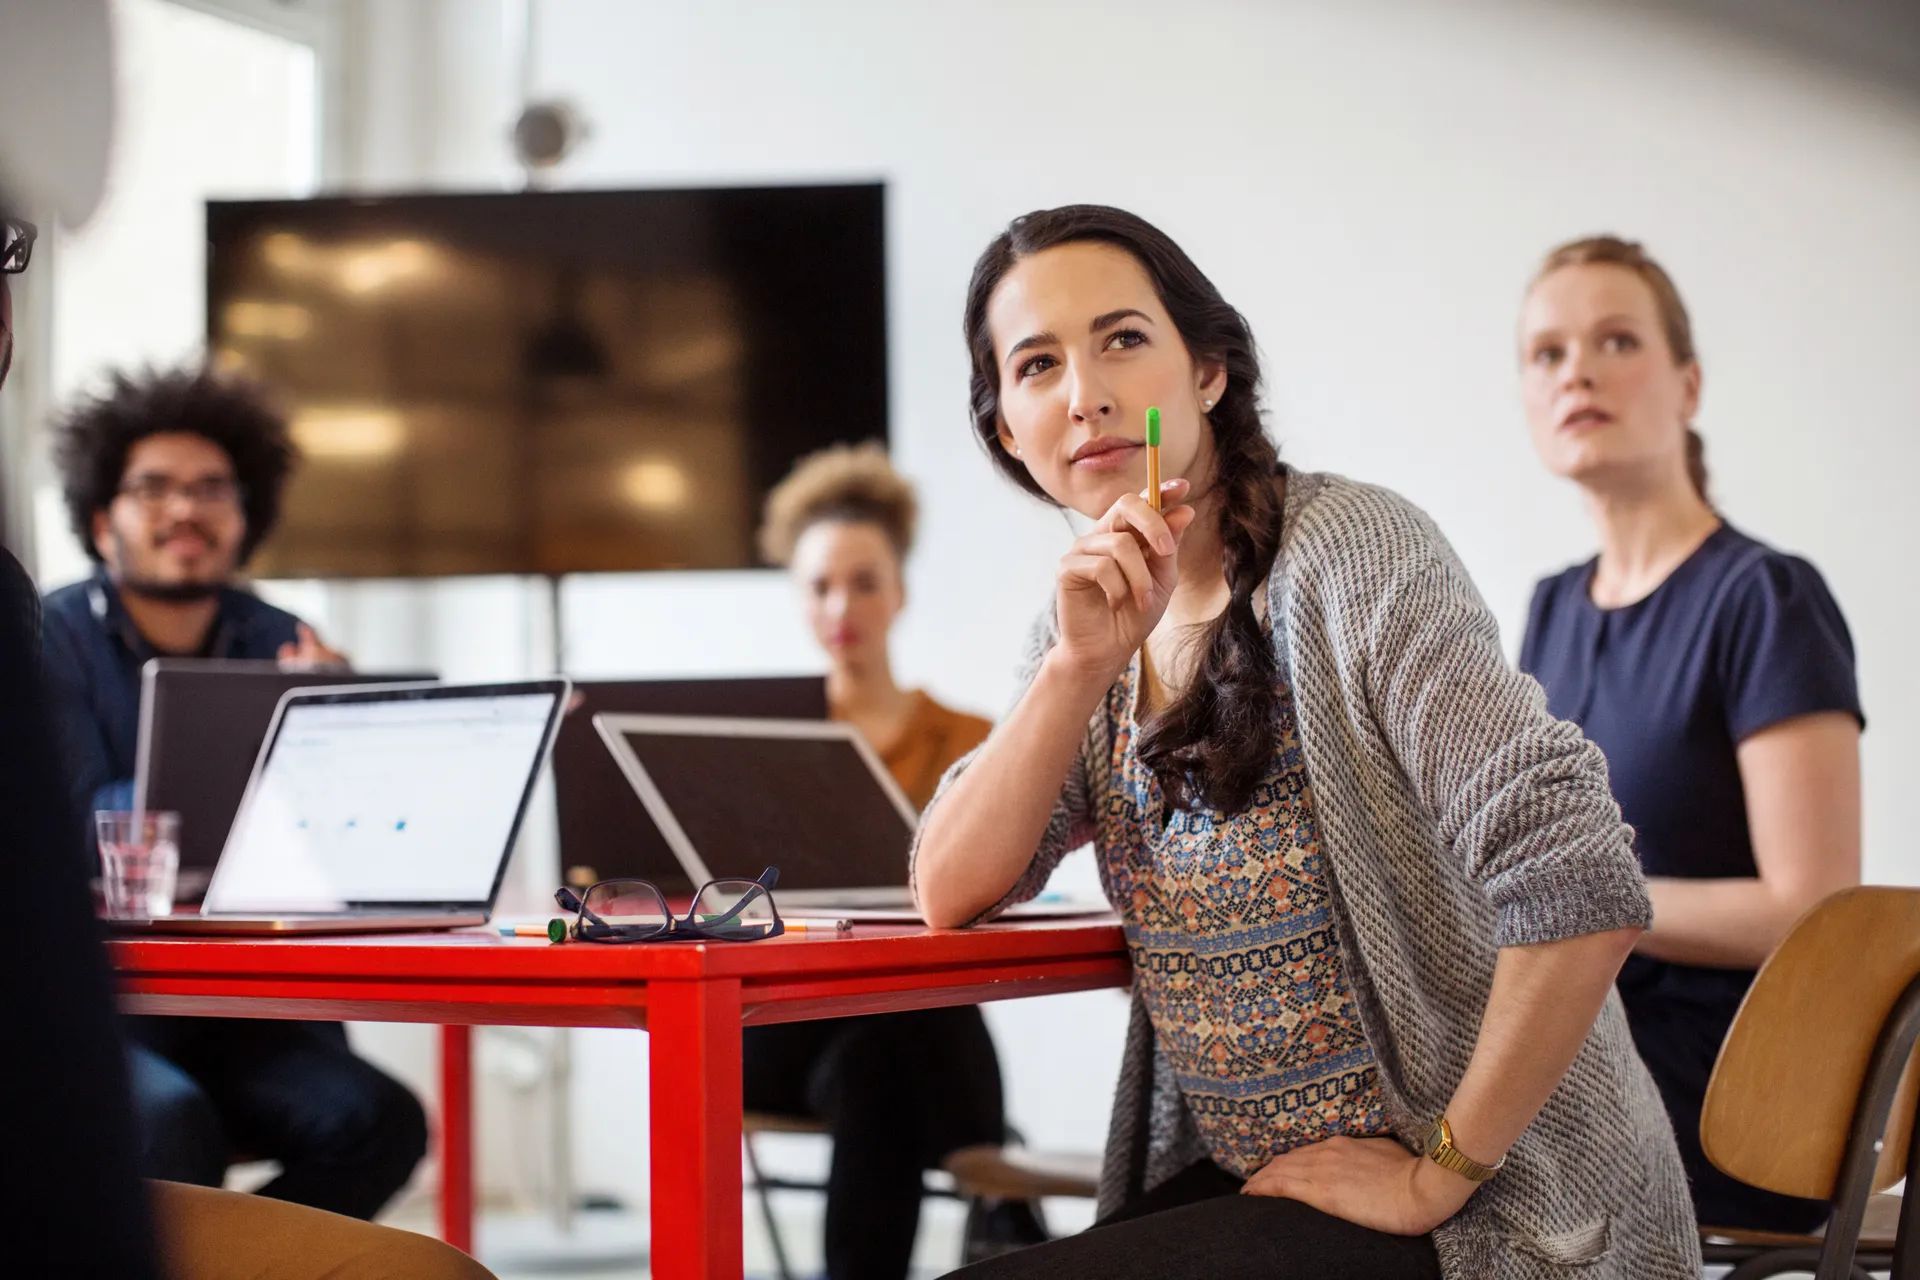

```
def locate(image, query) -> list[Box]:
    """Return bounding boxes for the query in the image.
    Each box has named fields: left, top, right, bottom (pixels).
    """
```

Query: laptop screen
left=553, top=677, right=827, bottom=892
left=205, top=687, right=561, bottom=912
left=610, top=723, right=916, bottom=892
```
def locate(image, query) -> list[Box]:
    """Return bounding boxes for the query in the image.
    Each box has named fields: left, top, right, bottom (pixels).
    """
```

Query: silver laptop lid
left=202, top=678, right=570, bottom=915
left=591, top=713, right=918, bottom=893
left=135, top=659, right=437, bottom=881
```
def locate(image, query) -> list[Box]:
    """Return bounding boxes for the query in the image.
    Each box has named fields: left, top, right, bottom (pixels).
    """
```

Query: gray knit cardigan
left=912, top=470, right=1700, bottom=1278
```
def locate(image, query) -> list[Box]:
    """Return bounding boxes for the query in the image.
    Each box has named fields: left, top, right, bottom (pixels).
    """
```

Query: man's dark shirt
left=40, top=567, right=302, bottom=844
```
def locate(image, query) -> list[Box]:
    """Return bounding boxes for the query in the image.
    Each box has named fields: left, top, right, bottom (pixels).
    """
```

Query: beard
left=117, top=575, right=224, bottom=603
left=107, top=524, right=235, bottom=603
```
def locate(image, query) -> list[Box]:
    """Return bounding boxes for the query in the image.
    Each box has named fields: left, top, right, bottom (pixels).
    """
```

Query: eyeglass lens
left=691, top=879, right=779, bottom=941
left=580, top=880, right=672, bottom=938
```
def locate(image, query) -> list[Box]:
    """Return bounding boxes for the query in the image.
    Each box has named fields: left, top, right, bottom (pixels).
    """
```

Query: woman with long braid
left=912, top=206, right=1697, bottom=1278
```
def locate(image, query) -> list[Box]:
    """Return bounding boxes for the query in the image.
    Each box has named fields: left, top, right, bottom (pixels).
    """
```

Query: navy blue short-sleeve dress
left=1521, top=521, right=1864, bottom=1230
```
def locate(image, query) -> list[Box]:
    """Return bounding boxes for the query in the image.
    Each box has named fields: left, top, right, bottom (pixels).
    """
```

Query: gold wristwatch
left=1423, top=1115, right=1505, bottom=1184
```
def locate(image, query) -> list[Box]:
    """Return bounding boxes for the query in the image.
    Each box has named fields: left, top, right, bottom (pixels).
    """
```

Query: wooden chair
left=742, top=1113, right=1099, bottom=1276
left=1697, top=886, right=1920, bottom=1279
left=943, top=1145, right=1101, bottom=1202
left=741, top=1111, right=841, bottom=1280
left=944, top=1143, right=1099, bottom=1261
left=944, top=1143, right=1098, bottom=1266
left=742, top=1111, right=991, bottom=1279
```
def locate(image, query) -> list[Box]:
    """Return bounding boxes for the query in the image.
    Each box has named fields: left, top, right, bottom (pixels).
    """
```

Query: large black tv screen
left=207, top=184, right=886, bottom=577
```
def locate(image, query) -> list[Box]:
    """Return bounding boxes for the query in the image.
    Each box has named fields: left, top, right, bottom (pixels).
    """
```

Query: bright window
left=35, top=0, right=321, bottom=584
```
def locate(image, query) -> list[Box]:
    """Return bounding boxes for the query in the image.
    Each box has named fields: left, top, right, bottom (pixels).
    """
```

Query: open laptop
left=553, top=676, right=827, bottom=894
left=592, top=713, right=1111, bottom=918
left=136, top=659, right=436, bottom=900
left=116, top=678, right=569, bottom=935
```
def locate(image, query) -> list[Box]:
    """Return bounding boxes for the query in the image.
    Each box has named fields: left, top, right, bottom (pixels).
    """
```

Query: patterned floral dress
left=1097, top=649, right=1388, bottom=1177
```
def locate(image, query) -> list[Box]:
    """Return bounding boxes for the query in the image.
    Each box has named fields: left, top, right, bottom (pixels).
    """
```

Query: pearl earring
left=1203, top=398, right=1214, bottom=410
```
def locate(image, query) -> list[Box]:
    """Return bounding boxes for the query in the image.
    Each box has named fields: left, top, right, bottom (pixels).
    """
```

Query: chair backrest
left=1701, top=886, right=1920, bottom=1200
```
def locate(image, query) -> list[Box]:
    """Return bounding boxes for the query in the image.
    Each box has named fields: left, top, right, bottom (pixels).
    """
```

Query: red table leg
left=439, top=1023, right=474, bottom=1254
left=649, top=978, right=744, bottom=1280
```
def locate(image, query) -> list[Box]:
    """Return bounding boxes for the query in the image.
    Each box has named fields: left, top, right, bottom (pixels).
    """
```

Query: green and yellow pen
left=494, top=920, right=570, bottom=941
left=1146, top=406, right=1162, bottom=511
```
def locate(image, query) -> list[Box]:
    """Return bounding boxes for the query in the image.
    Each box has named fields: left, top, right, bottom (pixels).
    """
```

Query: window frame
left=0, top=0, right=345, bottom=567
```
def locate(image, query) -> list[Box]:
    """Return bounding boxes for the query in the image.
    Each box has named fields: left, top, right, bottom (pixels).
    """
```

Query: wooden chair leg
left=1723, top=1249, right=1875, bottom=1280
left=741, top=1129, right=797, bottom=1280
left=1813, top=974, right=1920, bottom=1280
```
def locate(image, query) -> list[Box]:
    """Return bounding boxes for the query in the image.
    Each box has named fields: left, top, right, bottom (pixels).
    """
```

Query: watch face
left=1424, top=1122, right=1443, bottom=1156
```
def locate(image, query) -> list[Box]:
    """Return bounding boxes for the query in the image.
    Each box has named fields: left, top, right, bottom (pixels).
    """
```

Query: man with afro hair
left=38, top=361, right=428, bottom=1222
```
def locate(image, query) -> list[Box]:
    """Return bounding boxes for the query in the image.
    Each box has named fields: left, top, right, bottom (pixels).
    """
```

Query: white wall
left=492, top=0, right=1919, bottom=863
left=320, top=0, right=1920, bottom=1229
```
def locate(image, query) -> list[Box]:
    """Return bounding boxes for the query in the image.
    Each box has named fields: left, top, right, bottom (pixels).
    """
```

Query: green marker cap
left=1146, top=406, right=1161, bottom=446
left=547, top=917, right=570, bottom=944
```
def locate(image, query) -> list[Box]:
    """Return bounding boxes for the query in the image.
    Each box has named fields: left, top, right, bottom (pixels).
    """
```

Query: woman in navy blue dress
left=1516, top=236, right=1864, bottom=1231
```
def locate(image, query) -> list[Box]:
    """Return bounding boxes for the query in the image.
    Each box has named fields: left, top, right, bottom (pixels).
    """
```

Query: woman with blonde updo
left=743, top=442, right=1041, bottom=1278
left=757, top=441, right=993, bottom=807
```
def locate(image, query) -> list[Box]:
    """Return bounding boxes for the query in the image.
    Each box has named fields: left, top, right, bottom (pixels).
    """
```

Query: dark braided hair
left=964, top=206, right=1283, bottom=813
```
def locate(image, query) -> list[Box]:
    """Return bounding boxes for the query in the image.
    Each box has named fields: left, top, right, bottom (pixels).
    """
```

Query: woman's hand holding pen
left=1052, top=478, right=1194, bottom=685
left=916, top=478, right=1192, bottom=930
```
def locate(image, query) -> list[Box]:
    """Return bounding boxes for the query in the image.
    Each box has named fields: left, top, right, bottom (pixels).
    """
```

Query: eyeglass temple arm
left=554, top=886, right=616, bottom=932
left=685, top=867, right=783, bottom=930
left=1, top=220, right=34, bottom=267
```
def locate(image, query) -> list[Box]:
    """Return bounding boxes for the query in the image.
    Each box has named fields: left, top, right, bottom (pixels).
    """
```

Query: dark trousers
left=743, top=1004, right=1006, bottom=1280
left=126, top=1016, right=428, bottom=1221
left=948, top=1160, right=1442, bottom=1279
left=1619, top=982, right=1828, bottom=1232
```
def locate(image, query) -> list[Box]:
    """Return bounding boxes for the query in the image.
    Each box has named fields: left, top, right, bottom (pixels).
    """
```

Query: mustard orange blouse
left=879, top=691, right=992, bottom=811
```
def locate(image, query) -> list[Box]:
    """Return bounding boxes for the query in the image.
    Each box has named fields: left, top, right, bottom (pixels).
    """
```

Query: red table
left=109, top=919, right=1130, bottom=1279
